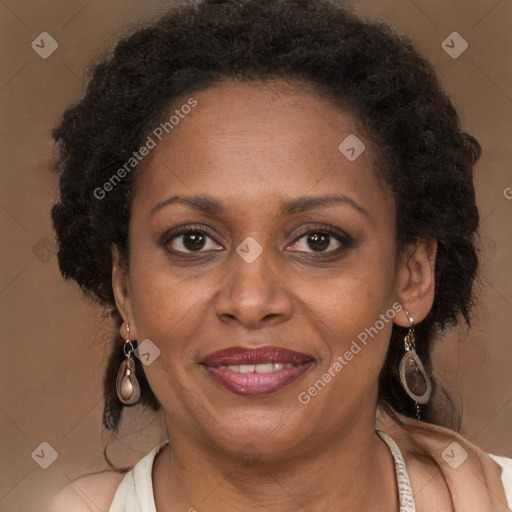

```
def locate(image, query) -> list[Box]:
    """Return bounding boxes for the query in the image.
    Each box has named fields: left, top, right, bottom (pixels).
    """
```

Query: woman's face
left=113, top=80, right=434, bottom=459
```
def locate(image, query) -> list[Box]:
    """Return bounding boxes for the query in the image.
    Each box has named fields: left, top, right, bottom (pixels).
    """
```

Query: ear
left=111, top=244, right=138, bottom=340
left=394, top=238, right=437, bottom=328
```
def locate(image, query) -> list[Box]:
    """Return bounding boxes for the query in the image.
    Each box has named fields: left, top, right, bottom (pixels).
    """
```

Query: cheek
left=127, top=262, right=211, bottom=407
left=128, top=256, right=211, bottom=355
left=292, top=252, right=397, bottom=374
left=296, top=251, right=395, bottom=324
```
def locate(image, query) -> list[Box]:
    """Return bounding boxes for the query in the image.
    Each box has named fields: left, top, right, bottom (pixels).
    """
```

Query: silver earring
left=116, top=324, right=141, bottom=405
left=399, top=312, right=431, bottom=420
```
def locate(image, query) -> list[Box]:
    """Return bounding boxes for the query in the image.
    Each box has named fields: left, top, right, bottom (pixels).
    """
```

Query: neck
left=153, top=411, right=398, bottom=512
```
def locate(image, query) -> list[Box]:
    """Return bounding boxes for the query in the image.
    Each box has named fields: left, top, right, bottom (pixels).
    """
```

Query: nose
left=214, top=248, right=294, bottom=329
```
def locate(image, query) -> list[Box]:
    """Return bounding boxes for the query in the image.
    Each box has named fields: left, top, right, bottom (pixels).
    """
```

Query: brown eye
left=289, top=231, right=342, bottom=253
left=182, top=232, right=206, bottom=251
left=306, top=233, right=331, bottom=252
left=166, top=228, right=223, bottom=253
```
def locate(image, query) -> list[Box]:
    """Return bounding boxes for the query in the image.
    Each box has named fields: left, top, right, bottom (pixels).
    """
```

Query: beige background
left=0, top=1, right=511, bottom=511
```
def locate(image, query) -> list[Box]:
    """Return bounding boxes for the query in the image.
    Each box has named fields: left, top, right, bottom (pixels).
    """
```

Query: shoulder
left=489, top=453, right=512, bottom=472
left=49, top=470, right=127, bottom=512
left=489, top=453, right=512, bottom=505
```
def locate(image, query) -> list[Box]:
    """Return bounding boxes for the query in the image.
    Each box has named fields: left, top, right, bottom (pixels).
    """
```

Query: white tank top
left=109, top=431, right=512, bottom=511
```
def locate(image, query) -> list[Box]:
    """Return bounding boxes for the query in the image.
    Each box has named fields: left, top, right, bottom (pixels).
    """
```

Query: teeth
left=219, top=362, right=294, bottom=373
left=255, top=363, right=274, bottom=373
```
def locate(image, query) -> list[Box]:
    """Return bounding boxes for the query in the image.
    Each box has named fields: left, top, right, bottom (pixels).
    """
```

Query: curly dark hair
left=51, top=0, right=481, bottom=435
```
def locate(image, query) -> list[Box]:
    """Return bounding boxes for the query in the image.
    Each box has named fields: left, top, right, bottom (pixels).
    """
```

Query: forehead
left=132, top=79, right=394, bottom=221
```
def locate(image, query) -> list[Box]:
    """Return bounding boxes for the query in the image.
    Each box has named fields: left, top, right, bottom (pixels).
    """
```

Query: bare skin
left=51, top=80, right=437, bottom=511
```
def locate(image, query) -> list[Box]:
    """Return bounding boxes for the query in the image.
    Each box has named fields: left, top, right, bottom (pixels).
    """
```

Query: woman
left=50, top=0, right=512, bottom=510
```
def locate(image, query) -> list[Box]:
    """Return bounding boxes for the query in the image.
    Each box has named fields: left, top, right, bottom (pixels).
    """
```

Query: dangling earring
left=399, top=312, right=431, bottom=420
left=116, top=324, right=141, bottom=405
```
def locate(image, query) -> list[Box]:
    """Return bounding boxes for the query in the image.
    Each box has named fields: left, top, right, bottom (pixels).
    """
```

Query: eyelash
left=163, top=224, right=221, bottom=252
left=162, top=223, right=352, bottom=256
left=293, top=223, right=352, bottom=251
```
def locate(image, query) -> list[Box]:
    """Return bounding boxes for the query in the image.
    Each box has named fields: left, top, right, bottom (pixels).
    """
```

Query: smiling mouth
left=200, top=345, right=314, bottom=396
left=216, top=362, right=297, bottom=373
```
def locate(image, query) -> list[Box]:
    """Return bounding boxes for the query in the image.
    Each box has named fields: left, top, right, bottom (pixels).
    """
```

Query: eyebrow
left=151, top=195, right=223, bottom=217
left=279, top=194, right=368, bottom=217
left=150, top=193, right=368, bottom=218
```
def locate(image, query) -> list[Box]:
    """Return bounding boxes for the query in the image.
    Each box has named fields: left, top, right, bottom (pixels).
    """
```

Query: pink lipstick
left=201, top=346, right=314, bottom=396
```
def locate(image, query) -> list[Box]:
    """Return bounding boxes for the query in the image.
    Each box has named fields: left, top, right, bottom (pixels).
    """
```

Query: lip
left=201, top=346, right=314, bottom=396
left=202, top=346, right=313, bottom=366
